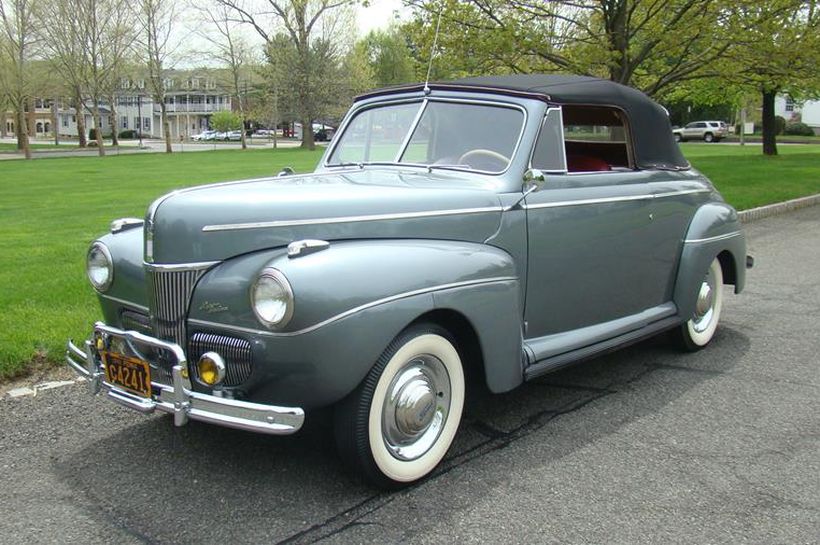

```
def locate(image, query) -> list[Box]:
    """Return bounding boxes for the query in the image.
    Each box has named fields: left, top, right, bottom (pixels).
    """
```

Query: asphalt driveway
left=0, top=206, right=817, bottom=544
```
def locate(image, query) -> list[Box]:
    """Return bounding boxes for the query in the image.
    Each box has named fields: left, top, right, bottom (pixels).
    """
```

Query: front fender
left=188, top=239, right=522, bottom=407
left=673, top=203, right=746, bottom=320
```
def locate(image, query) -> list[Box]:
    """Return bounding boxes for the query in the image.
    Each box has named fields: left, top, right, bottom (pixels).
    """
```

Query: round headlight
left=251, top=268, right=294, bottom=328
left=86, top=242, right=113, bottom=292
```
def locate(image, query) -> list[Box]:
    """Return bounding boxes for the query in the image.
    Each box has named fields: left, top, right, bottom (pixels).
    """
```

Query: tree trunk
left=16, top=103, right=31, bottom=159
left=161, top=102, right=172, bottom=153
left=0, top=111, right=6, bottom=138
left=109, top=96, right=119, bottom=147
left=761, top=88, right=777, bottom=156
left=75, top=87, right=88, bottom=147
left=301, top=117, right=315, bottom=150
left=92, top=100, right=106, bottom=156
left=51, top=99, right=59, bottom=145
left=26, top=98, right=35, bottom=138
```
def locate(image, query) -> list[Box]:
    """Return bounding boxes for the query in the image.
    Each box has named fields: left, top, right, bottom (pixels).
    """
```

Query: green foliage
left=402, top=0, right=737, bottom=97
left=210, top=110, right=243, bottom=132
left=784, top=122, right=815, bottom=136
left=361, top=27, right=415, bottom=87
left=775, top=116, right=787, bottom=135
left=118, top=130, right=137, bottom=139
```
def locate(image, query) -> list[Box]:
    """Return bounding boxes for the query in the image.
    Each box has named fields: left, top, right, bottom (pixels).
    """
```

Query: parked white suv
left=673, top=121, right=727, bottom=142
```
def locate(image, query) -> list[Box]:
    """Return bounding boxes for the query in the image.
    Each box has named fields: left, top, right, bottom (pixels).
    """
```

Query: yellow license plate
left=103, top=351, right=152, bottom=398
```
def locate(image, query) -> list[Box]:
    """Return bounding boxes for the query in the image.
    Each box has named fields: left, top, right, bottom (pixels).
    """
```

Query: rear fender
left=673, top=203, right=746, bottom=320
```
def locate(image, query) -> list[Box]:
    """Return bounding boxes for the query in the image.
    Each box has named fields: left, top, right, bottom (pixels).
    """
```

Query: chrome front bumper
left=66, top=322, right=304, bottom=435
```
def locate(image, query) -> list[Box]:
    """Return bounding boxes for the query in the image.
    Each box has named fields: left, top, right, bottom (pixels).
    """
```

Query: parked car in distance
left=226, top=130, right=243, bottom=141
left=67, top=75, right=750, bottom=488
left=673, top=121, right=728, bottom=142
left=192, top=130, right=216, bottom=141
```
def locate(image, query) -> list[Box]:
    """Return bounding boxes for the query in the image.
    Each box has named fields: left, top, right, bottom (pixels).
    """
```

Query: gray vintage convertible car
left=67, top=75, right=749, bottom=487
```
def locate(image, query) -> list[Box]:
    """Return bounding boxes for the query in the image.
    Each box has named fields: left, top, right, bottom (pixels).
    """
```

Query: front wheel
left=334, top=324, right=465, bottom=488
left=704, top=132, right=714, bottom=142
left=674, top=258, right=724, bottom=351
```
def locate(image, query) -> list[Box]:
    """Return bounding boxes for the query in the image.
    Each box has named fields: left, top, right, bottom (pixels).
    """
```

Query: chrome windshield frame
left=324, top=96, right=529, bottom=176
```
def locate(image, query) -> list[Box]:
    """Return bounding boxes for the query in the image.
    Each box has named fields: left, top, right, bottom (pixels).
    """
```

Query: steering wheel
left=457, top=149, right=510, bottom=171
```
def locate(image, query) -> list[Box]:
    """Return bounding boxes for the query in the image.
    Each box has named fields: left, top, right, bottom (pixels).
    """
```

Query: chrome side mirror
left=506, top=169, right=546, bottom=212
left=523, top=168, right=545, bottom=193
left=277, top=166, right=295, bottom=177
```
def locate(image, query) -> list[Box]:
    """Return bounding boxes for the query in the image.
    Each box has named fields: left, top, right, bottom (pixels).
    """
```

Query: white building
left=6, top=71, right=233, bottom=140
left=775, top=96, right=820, bottom=135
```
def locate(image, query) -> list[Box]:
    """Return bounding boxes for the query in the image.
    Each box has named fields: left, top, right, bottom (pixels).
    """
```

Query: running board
left=524, top=316, right=681, bottom=381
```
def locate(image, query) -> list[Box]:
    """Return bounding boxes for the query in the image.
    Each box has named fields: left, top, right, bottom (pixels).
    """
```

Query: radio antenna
left=423, top=5, right=444, bottom=96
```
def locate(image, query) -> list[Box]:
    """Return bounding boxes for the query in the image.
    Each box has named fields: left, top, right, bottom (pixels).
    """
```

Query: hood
left=147, top=168, right=504, bottom=263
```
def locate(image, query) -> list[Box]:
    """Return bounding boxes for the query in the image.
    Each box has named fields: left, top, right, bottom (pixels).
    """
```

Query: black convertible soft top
left=358, top=74, right=689, bottom=170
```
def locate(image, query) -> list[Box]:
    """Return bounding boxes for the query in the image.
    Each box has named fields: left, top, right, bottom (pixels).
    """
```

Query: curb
left=738, top=193, right=820, bottom=223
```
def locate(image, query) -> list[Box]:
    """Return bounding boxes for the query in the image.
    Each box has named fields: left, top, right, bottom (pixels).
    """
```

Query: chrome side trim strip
left=523, top=188, right=711, bottom=210
left=98, top=294, right=150, bottom=313
left=654, top=188, right=711, bottom=198
left=189, top=276, right=519, bottom=337
left=684, top=231, right=741, bottom=244
left=523, top=194, right=653, bottom=209
left=202, top=207, right=503, bottom=233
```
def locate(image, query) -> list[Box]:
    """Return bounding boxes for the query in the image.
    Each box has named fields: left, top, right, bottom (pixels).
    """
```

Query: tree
left=135, top=0, right=179, bottom=153
left=35, top=0, right=90, bottom=147
left=214, top=0, right=356, bottom=150
left=361, top=26, right=415, bottom=87
left=0, top=0, right=37, bottom=159
left=78, top=0, right=135, bottom=155
left=194, top=1, right=256, bottom=150
left=210, top=109, right=242, bottom=132
left=722, top=0, right=820, bottom=155
left=403, top=0, right=736, bottom=97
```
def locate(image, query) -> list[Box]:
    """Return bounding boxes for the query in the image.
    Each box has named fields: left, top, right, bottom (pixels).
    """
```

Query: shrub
left=118, top=130, right=136, bottom=139
left=784, top=122, right=815, bottom=136
left=775, top=116, right=786, bottom=135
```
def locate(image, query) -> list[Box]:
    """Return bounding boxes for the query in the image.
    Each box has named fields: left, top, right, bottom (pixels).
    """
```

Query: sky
left=356, top=0, right=406, bottom=36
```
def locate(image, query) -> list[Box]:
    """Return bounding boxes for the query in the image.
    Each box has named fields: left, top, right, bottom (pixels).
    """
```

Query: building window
left=134, top=116, right=140, bottom=129
left=143, top=117, right=150, bottom=130
left=62, top=116, right=69, bottom=128
left=785, top=97, right=794, bottom=112
left=121, top=116, right=128, bottom=128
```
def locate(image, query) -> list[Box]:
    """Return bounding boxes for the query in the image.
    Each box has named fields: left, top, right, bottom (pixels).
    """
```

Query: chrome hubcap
left=692, top=271, right=717, bottom=333
left=382, top=355, right=451, bottom=461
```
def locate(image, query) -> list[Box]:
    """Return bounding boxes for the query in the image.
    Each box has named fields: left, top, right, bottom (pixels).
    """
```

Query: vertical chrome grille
left=189, top=333, right=253, bottom=387
left=145, top=265, right=210, bottom=347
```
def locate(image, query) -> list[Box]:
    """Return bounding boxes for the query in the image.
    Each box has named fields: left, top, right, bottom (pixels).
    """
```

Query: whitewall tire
left=334, top=324, right=465, bottom=488
left=676, top=258, right=724, bottom=351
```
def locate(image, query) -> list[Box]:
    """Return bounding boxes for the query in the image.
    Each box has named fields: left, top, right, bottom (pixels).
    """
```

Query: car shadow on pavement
left=54, top=326, right=749, bottom=544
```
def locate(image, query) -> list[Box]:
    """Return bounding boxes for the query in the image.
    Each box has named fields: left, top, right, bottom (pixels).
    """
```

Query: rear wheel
left=674, top=133, right=682, bottom=142
left=675, top=258, right=724, bottom=351
left=704, top=132, right=714, bottom=142
left=334, top=324, right=465, bottom=488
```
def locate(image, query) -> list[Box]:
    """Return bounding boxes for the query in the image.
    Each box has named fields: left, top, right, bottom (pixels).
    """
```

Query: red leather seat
left=566, top=154, right=611, bottom=172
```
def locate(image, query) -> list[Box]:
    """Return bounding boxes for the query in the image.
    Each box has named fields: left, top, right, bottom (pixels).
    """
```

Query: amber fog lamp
left=197, top=352, right=226, bottom=386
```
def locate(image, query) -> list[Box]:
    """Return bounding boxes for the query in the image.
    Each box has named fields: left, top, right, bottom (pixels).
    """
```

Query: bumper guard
left=66, top=322, right=304, bottom=435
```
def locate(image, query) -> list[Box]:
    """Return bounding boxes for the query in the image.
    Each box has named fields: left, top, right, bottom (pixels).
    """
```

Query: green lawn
left=681, top=143, right=820, bottom=210
left=0, top=142, right=81, bottom=151
left=0, top=144, right=818, bottom=379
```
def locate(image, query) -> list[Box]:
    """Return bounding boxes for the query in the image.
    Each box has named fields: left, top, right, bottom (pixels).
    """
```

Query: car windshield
left=327, top=100, right=525, bottom=173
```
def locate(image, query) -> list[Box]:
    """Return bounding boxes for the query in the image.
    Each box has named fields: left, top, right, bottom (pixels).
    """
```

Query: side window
left=531, top=108, right=566, bottom=172
left=561, top=105, right=632, bottom=172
